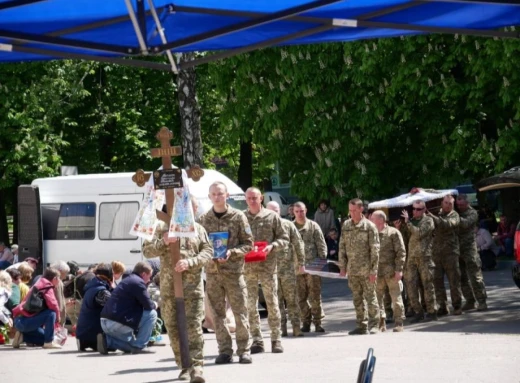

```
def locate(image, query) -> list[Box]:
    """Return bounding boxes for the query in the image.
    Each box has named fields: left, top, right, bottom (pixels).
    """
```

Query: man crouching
left=143, top=203, right=213, bottom=383
left=99, top=262, right=157, bottom=354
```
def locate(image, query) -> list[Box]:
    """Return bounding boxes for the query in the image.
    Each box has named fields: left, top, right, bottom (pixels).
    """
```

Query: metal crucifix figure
left=132, top=126, right=204, bottom=368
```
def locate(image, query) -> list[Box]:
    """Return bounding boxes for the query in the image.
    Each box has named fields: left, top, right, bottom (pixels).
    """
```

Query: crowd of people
left=0, top=184, right=513, bottom=383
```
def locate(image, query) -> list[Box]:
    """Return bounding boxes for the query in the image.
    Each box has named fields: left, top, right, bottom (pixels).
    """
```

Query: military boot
left=300, top=323, right=311, bottom=333
left=190, top=367, right=205, bottom=383
left=178, top=369, right=191, bottom=381
left=437, top=306, right=450, bottom=316
left=348, top=327, right=369, bottom=335
left=379, top=317, right=387, bottom=332
left=462, top=301, right=477, bottom=311
left=250, top=340, right=265, bottom=354
left=315, top=324, right=325, bottom=333
left=453, top=307, right=463, bottom=315
left=424, top=312, right=438, bottom=322
left=281, top=322, right=288, bottom=337
left=393, top=322, right=404, bottom=333
left=477, top=302, right=488, bottom=311
left=292, top=325, right=304, bottom=337
left=271, top=340, right=284, bottom=353
left=409, top=313, right=424, bottom=324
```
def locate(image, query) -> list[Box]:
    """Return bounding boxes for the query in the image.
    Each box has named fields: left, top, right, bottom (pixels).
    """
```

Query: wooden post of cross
left=131, top=126, right=204, bottom=369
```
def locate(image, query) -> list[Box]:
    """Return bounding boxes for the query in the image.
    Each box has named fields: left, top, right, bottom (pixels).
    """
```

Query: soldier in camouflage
left=399, top=200, right=438, bottom=323
left=293, top=202, right=328, bottom=333
left=427, top=195, right=463, bottom=315
left=266, top=201, right=306, bottom=337
left=244, top=187, right=289, bottom=354
left=339, top=198, right=380, bottom=335
left=198, top=181, right=254, bottom=365
left=371, top=211, right=406, bottom=332
left=456, top=194, right=488, bottom=311
left=143, top=198, right=213, bottom=383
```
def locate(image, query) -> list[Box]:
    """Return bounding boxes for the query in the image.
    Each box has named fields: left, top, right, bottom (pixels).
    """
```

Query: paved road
left=1, top=261, right=518, bottom=382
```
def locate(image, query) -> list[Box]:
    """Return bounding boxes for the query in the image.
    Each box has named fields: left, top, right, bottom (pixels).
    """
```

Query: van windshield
left=228, top=194, right=247, bottom=211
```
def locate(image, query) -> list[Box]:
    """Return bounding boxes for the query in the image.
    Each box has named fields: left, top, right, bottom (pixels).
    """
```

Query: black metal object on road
left=357, top=348, right=376, bottom=383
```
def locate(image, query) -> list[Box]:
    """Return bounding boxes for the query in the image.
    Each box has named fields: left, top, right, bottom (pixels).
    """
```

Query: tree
left=206, top=34, right=520, bottom=211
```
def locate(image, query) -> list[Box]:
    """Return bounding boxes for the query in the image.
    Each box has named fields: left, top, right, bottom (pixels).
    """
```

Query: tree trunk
left=177, top=53, right=203, bottom=168
left=237, top=139, right=253, bottom=191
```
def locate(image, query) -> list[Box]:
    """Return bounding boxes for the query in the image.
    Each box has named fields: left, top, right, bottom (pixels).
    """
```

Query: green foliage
left=206, top=33, right=520, bottom=210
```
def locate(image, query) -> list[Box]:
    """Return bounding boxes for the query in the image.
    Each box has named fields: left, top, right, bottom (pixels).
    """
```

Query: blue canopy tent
left=0, top=0, right=520, bottom=72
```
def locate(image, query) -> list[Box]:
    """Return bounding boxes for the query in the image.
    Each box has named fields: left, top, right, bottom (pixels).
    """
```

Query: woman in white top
left=476, top=221, right=499, bottom=270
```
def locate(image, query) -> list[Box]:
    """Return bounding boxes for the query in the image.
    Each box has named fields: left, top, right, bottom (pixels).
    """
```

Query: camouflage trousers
left=376, top=276, right=404, bottom=323
left=433, top=253, right=462, bottom=310
left=460, top=250, right=487, bottom=305
left=245, top=271, right=281, bottom=342
left=348, top=275, right=380, bottom=331
left=404, top=256, right=437, bottom=314
left=278, top=270, right=300, bottom=327
left=296, top=273, right=324, bottom=326
left=206, top=273, right=251, bottom=356
left=162, top=296, right=204, bottom=369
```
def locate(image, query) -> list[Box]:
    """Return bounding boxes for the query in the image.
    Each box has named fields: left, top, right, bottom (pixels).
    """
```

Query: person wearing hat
left=0, top=242, right=14, bottom=270
left=75, top=263, right=114, bottom=351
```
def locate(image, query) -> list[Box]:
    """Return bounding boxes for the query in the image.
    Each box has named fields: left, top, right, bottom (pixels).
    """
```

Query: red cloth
left=245, top=242, right=268, bottom=263
left=13, top=278, right=60, bottom=322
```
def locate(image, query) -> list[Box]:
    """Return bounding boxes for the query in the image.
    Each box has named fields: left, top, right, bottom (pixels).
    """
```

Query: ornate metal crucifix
left=132, top=126, right=204, bottom=368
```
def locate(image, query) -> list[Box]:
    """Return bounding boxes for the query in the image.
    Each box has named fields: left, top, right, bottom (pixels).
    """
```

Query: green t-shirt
left=7, top=284, right=20, bottom=309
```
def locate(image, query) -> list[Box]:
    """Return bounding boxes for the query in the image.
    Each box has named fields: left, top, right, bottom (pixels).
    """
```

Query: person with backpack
left=11, top=267, right=62, bottom=349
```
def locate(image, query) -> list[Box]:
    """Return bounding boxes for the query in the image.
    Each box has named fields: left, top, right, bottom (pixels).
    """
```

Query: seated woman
left=0, top=271, right=13, bottom=342
left=12, top=267, right=62, bottom=349
left=17, top=262, right=33, bottom=301
left=476, top=221, right=500, bottom=271
left=5, top=269, right=21, bottom=310
left=76, top=264, right=113, bottom=351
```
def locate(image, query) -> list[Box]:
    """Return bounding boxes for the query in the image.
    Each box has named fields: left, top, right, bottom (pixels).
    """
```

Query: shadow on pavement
left=318, top=260, right=520, bottom=336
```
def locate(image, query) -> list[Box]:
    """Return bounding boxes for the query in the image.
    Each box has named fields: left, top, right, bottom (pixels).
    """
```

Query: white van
left=263, top=191, right=289, bottom=217
left=17, top=169, right=246, bottom=271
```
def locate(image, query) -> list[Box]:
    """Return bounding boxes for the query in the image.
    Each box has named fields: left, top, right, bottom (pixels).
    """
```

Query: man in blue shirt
left=99, top=262, right=157, bottom=354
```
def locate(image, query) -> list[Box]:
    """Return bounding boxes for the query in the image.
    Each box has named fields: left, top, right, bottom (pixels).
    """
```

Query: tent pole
left=147, top=0, right=178, bottom=73
left=0, top=0, right=46, bottom=11
left=2, top=43, right=173, bottom=71
left=124, top=0, right=149, bottom=54
left=157, top=0, right=342, bottom=53
left=180, top=24, right=334, bottom=70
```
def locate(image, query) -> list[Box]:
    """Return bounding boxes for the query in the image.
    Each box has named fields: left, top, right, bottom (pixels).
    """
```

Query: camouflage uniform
left=404, top=215, right=437, bottom=315
left=276, top=219, right=305, bottom=330
left=198, top=206, right=254, bottom=357
left=143, top=221, right=213, bottom=370
left=295, top=219, right=327, bottom=327
left=431, top=210, right=462, bottom=311
left=458, top=206, right=487, bottom=306
left=339, top=217, right=380, bottom=331
left=244, top=207, right=289, bottom=343
left=376, top=225, right=406, bottom=323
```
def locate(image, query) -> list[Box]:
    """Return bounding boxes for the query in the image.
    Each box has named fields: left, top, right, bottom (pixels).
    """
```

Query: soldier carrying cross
left=137, top=127, right=213, bottom=383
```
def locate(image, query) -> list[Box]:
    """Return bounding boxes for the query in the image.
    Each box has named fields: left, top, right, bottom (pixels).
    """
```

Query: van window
left=42, top=203, right=96, bottom=240
left=99, top=202, right=138, bottom=240
left=280, top=195, right=288, bottom=205
left=227, top=194, right=247, bottom=211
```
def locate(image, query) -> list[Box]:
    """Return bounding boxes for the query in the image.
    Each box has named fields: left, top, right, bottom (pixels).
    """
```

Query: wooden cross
left=131, top=126, right=204, bottom=369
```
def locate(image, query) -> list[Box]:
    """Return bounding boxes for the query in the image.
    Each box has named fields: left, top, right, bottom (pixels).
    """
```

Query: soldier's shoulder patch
left=245, top=225, right=252, bottom=235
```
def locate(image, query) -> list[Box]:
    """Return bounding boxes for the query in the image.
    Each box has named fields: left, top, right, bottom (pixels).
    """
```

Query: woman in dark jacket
left=75, top=264, right=113, bottom=351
